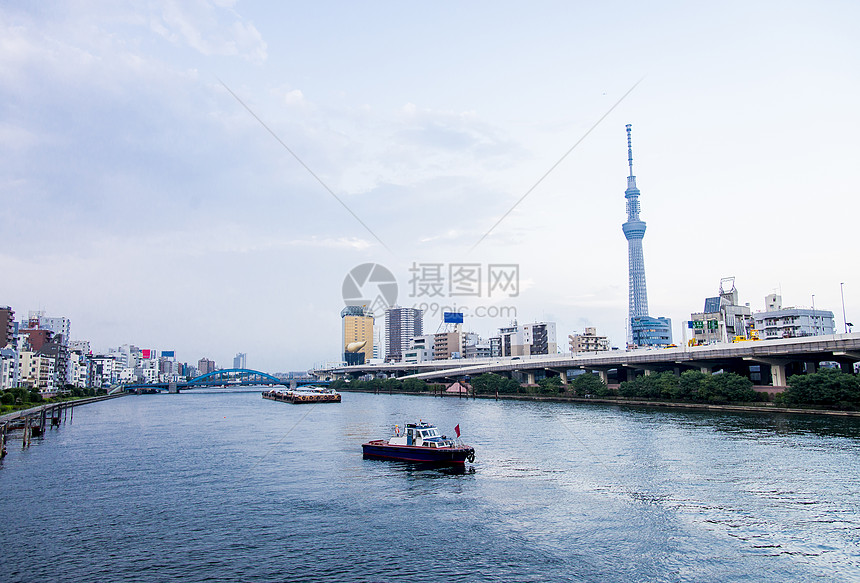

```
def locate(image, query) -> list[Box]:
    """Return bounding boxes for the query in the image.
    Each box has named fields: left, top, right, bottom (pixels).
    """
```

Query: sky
left=1, top=0, right=858, bottom=372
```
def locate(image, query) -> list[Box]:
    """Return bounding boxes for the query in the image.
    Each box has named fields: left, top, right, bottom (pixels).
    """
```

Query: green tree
left=572, top=373, right=607, bottom=397
left=0, top=392, right=14, bottom=405
left=472, top=373, right=520, bottom=395
left=619, top=372, right=677, bottom=399
left=401, top=378, right=426, bottom=393
left=707, top=372, right=758, bottom=402
left=677, top=371, right=707, bottom=400
left=783, top=368, right=860, bottom=409
left=537, top=376, right=563, bottom=394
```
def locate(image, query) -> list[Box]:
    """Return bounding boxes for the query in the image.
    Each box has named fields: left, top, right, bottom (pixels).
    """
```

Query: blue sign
left=443, top=312, right=464, bottom=324
left=161, top=350, right=175, bottom=358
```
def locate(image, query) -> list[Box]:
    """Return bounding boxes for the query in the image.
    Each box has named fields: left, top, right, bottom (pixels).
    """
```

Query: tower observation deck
left=623, top=124, right=649, bottom=334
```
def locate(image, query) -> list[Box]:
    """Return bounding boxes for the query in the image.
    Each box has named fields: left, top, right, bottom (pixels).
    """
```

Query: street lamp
left=812, top=294, right=816, bottom=335
left=841, top=283, right=848, bottom=334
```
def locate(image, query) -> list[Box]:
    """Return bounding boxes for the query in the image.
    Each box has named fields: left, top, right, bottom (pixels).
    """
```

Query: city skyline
left=1, top=1, right=858, bottom=370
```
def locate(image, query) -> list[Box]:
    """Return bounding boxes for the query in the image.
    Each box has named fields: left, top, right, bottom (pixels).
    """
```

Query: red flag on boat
left=454, top=424, right=461, bottom=438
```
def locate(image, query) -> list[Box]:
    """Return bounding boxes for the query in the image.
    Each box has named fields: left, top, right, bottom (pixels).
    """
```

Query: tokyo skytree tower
left=622, top=124, right=649, bottom=336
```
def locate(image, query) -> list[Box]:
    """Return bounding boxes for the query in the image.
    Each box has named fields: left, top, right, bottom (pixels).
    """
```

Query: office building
left=233, top=352, right=247, bottom=369
left=631, top=316, right=673, bottom=347
left=689, top=278, right=754, bottom=344
left=341, top=305, right=374, bottom=365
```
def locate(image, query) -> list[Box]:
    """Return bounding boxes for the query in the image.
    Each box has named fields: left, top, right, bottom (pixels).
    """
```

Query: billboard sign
left=443, top=312, right=464, bottom=324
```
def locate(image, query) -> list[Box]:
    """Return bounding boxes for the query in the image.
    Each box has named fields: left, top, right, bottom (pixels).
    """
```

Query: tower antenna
left=626, top=123, right=635, bottom=177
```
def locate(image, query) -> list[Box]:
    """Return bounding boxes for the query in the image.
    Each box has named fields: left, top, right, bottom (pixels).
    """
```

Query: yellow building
left=341, top=306, right=374, bottom=365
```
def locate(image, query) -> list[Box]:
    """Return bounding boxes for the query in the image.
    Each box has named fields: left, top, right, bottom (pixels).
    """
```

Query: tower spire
left=626, top=123, right=634, bottom=178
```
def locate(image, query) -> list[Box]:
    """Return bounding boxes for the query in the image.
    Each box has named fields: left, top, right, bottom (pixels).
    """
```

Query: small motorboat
left=362, top=421, right=475, bottom=465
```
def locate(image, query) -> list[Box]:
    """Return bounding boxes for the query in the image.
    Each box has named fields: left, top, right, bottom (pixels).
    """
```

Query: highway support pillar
left=622, top=366, right=636, bottom=382
left=546, top=368, right=568, bottom=386
left=525, top=371, right=536, bottom=385
left=834, top=352, right=860, bottom=375
left=745, top=357, right=791, bottom=388
left=771, top=363, right=787, bottom=387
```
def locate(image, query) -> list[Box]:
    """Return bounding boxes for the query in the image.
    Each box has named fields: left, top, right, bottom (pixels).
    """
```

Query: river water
left=1, top=390, right=858, bottom=582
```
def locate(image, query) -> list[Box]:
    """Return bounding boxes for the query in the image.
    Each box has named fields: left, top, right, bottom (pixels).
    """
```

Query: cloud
left=152, top=0, right=267, bottom=63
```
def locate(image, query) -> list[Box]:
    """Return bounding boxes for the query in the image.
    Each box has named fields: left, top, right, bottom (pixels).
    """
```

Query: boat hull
left=262, top=391, right=341, bottom=404
left=362, top=440, right=475, bottom=465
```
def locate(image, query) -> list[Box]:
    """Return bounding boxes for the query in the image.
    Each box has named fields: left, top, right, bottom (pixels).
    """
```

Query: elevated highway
left=315, top=333, right=860, bottom=387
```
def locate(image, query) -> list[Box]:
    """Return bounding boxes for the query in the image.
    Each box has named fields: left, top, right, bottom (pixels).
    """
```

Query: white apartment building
left=754, top=294, right=836, bottom=339
left=404, top=335, right=434, bottom=364
left=19, top=351, right=56, bottom=393
left=569, top=327, right=611, bottom=353
left=499, top=321, right=557, bottom=357
left=0, top=347, right=19, bottom=390
left=90, top=355, right=121, bottom=387
left=68, top=350, right=90, bottom=388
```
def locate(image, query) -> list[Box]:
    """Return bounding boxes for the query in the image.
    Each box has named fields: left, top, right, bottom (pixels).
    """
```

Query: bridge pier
left=545, top=368, right=569, bottom=386
left=745, top=357, right=790, bottom=388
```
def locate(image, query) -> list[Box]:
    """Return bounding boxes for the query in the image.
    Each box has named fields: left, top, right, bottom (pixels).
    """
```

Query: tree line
left=470, top=368, right=860, bottom=410
left=332, top=368, right=860, bottom=410
left=1, top=385, right=105, bottom=413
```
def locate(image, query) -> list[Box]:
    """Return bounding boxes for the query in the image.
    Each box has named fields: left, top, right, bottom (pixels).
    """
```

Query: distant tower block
left=622, top=124, right=649, bottom=341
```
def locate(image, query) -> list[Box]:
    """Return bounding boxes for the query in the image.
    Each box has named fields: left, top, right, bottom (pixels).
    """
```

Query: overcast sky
left=2, top=0, right=858, bottom=372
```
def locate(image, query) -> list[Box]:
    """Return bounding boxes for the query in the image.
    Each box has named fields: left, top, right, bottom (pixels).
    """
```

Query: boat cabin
left=388, top=422, right=451, bottom=447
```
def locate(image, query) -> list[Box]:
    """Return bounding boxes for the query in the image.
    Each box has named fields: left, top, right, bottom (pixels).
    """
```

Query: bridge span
left=315, top=333, right=860, bottom=387
left=117, top=368, right=325, bottom=393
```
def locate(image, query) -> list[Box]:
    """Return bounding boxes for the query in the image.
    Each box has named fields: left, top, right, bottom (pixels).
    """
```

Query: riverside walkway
left=0, top=394, right=124, bottom=456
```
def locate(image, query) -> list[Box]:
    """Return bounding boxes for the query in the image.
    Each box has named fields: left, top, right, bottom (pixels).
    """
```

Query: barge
left=262, top=386, right=341, bottom=404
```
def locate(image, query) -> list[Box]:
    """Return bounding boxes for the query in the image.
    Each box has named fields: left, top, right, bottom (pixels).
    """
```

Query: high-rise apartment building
left=197, top=357, right=216, bottom=375
left=341, top=306, right=373, bottom=365
left=1, top=306, right=15, bottom=348
left=233, top=353, right=247, bottom=369
left=384, top=306, right=423, bottom=363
